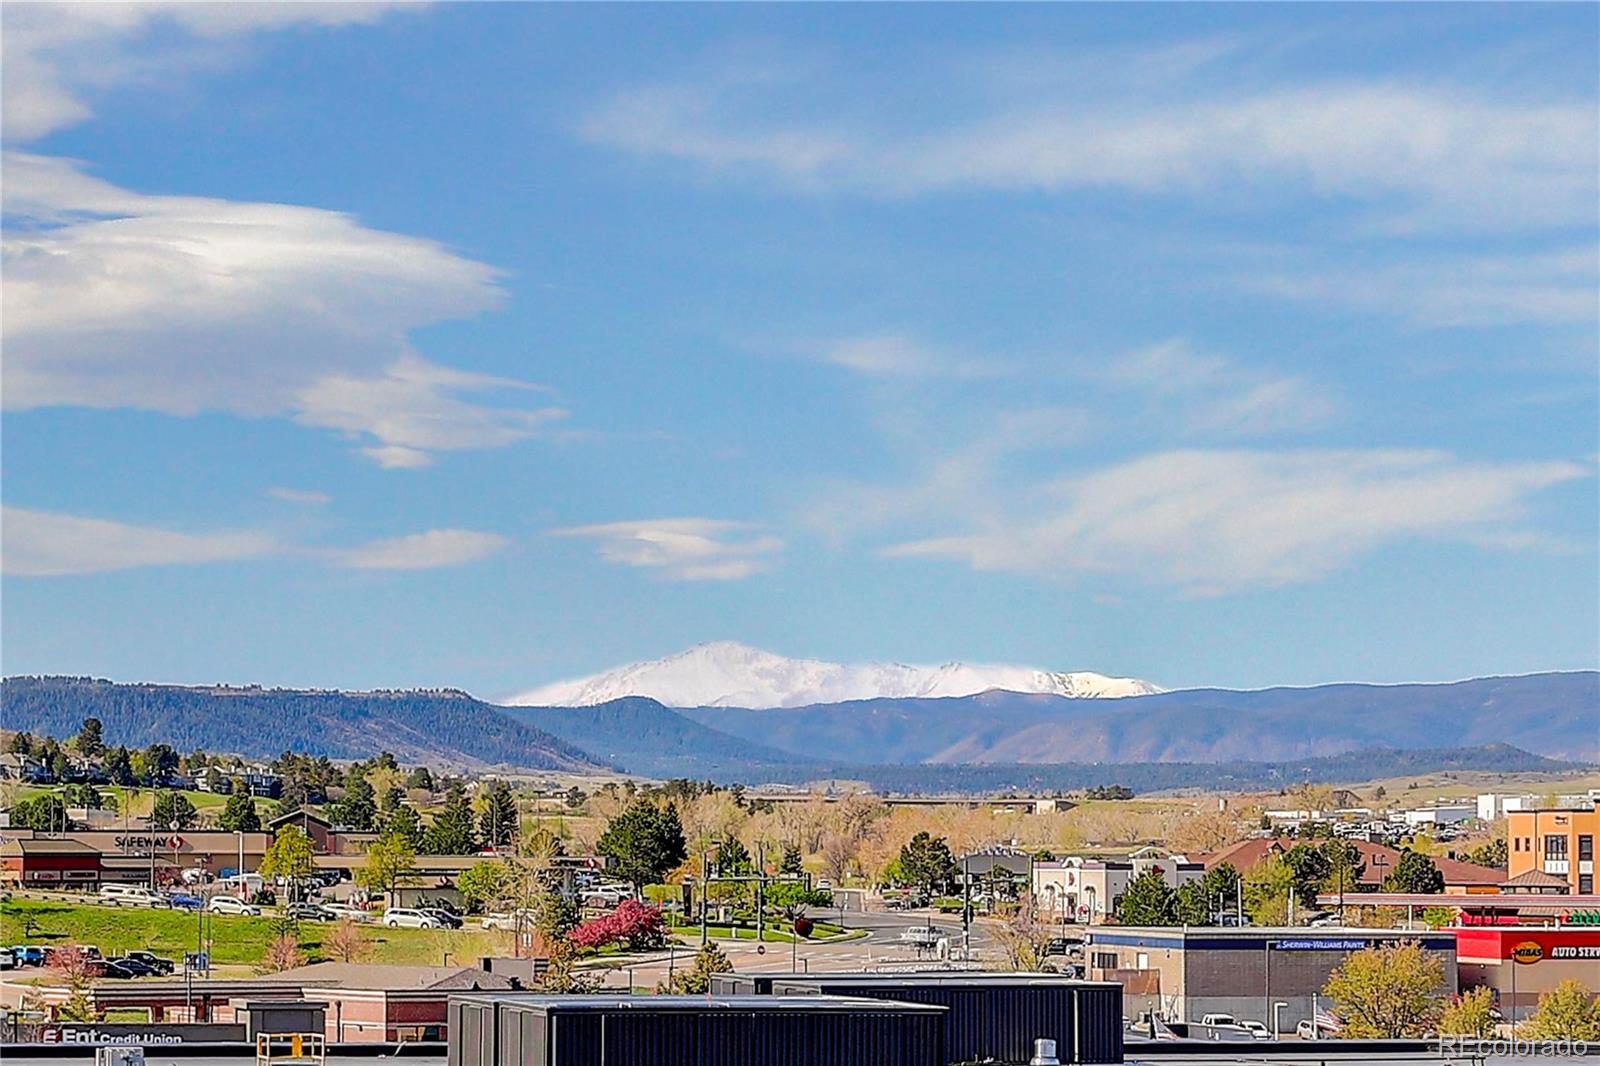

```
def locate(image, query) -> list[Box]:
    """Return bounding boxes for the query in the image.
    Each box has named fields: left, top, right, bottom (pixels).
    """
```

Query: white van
left=218, top=873, right=264, bottom=897
left=99, top=884, right=169, bottom=908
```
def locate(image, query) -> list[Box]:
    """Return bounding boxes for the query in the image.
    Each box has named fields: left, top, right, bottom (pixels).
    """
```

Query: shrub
left=570, top=899, right=665, bottom=952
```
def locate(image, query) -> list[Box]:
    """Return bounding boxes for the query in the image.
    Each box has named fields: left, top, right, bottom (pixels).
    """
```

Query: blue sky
left=3, top=3, right=1596, bottom=698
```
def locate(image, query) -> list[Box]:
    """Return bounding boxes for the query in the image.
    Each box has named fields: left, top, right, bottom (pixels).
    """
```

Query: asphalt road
left=603, top=905, right=1006, bottom=990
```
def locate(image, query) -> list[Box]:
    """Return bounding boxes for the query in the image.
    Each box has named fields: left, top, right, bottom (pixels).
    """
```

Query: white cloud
left=266, top=487, right=331, bottom=505
left=2, top=506, right=277, bottom=576
left=1245, top=247, right=1599, bottom=328
left=3, top=153, right=559, bottom=466
left=824, top=333, right=1006, bottom=380
left=582, top=63, right=1596, bottom=233
left=2, top=506, right=509, bottom=576
left=1, top=2, right=409, bottom=142
left=1098, top=338, right=1338, bottom=437
left=882, top=448, right=1588, bottom=593
left=552, top=518, right=782, bottom=581
left=333, top=529, right=511, bottom=571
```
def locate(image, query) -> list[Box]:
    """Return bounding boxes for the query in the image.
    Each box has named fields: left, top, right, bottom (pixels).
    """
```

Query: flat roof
left=763, top=973, right=1118, bottom=988
left=450, top=995, right=946, bottom=1013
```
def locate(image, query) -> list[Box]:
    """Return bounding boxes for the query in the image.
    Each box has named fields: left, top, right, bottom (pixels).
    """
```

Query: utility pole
left=755, top=842, right=766, bottom=944
left=961, top=856, right=972, bottom=963
left=699, top=847, right=709, bottom=947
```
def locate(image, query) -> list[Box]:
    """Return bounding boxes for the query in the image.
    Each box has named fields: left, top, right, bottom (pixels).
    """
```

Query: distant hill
left=1, top=676, right=609, bottom=773
left=745, top=743, right=1584, bottom=794
left=680, top=672, right=1600, bottom=765
left=501, top=697, right=812, bottom=780
left=5, top=670, right=1593, bottom=790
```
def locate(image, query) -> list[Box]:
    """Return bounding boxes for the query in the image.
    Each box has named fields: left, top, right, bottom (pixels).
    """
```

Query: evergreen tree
left=1466, top=838, right=1507, bottom=870
left=1282, top=844, right=1333, bottom=906
left=379, top=784, right=405, bottom=813
left=151, top=791, right=199, bottom=830
left=479, top=782, right=519, bottom=848
left=10, top=795, right=72, bottom=831
left=75, top=718, right=104, bottom=757
left=332, top=774, right=378, bottom=831
left=779, top=843, right=804, bottom=876
left=6, top=732, right=34, bottom=756
left=1317, top=839, right=1367, bottom=895
left=385, top=803, right=425, bottom=850
left=104, top=746, right=135, bottom=786
left=1384, top=849, right=1444, bottom=893
left=422, top=786, right=478, bottom=855
left=896, top=832, right=957, bottom=895
left=217, top=790, right=262, bottom=832
left=715, top=836, right=752, bottom=875
left=1117, top=870, right=1178, bottom=925
left=596, top=800, right=688, bottom=889
left=405, top=766, right=434, bottom=791
left=141, top=744, right=179, bottom=785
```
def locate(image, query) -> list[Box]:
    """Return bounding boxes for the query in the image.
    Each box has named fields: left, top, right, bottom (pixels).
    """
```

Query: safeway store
left=0, top=829, right=272, bottom=882
left=1456, top=926, right=1600, bottom=1022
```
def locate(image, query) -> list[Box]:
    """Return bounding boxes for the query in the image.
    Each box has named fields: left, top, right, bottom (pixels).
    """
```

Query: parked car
left=0, top=948, right=15, bottom=970
left=381, top=907, right=443, bottom=929
left=323, top=902, right=373, bottom=923
left=208, top=896, right=260, bottom=916
left=481, top=908, right=536, bottom=931
left=10, top=946, right=46, bottom=967
left=582, top=887, right=625, bottom=909
left=99, top=884, right=170, bottom=908
left=1200, top=1014, right=1239, bottom=1028
left=124, top=951, right=175, bottom=975
left=166, top=893, right=204, bottom=911
left=1237, top=1020, right=1272, bottom=1041
left=285, top=902, right=336, bottom=922
left=816, top=879, right=832, bottom=891
left=106, top=957, right=160, bottom=978
left=419, top=908, right=463, bottom=929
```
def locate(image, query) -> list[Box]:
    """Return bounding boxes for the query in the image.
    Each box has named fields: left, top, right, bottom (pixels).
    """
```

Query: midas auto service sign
left=1511, top=941, right=1545, bottom=964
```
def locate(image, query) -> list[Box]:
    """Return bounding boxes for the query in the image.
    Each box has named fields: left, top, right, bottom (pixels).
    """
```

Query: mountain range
left=4, top=667, right=1595, bottom=790
left=508, top=641, right=1163, bottom=707
left=1, top=677, right=607, bottom=774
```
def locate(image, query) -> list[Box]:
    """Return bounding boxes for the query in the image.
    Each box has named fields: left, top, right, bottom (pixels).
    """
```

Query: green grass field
left=15, top=785, right=252, bottom=817
left=0, top=899, right=505, bottom=970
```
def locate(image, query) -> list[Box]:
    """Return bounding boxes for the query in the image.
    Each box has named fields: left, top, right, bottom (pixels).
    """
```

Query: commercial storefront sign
left=1273, top=939, right=1369, bottom=951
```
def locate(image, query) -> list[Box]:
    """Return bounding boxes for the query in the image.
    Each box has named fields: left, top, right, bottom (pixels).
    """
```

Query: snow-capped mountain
left=505, top=641, right=1163, bottom=708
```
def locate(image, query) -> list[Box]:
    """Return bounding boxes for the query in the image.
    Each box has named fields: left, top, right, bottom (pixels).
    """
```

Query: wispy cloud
left=3, top=507, right=510, bottom=576
left=332, top=529, right=511, bottom=571
left=1243, top=247, right=1599, bottom=328
left=1, top=2, right=411, bottom=142
left=1097, top=338, right=1339, bottom=437
left=582, top=56, right=1596, bottom=233
left=3, top=153, right=559, bottom=467
left=267, top=487, right=331, bottom=505
left=3, top=506, right=278, bottom=576
left=882, top=449, right=1588, bottom=594
left=824, top=333, right=1007, bottom=380
left=552, top=518, right=782, bottom=581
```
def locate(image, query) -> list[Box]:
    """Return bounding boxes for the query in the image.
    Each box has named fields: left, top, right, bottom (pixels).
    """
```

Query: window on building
left=1136, top=952, right=1150, bottom=970
left=1544, top=835, right=1569, bottom=861
left=1092, top=952, right=1118, bottom=970
left=1580, top=874, right=1594, bottom=895
left=1578, top=835, right=1593, bottom=862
